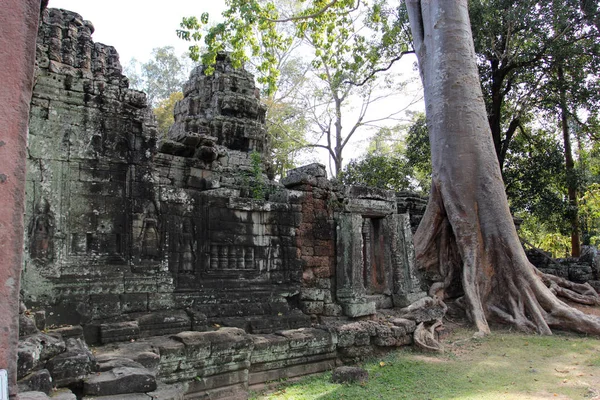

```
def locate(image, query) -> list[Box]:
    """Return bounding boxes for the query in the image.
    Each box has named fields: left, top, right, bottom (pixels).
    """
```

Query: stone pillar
left=335, top=213, right=376, bottom=317
left=391, top=213, right=427, bottom=307
left=0, top=0, right=41, bottom=396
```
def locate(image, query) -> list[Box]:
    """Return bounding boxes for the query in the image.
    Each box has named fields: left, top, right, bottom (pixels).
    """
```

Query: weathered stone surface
left=20, top=314, right=39, bottom=337
left=137, top=311, right=191, bottom=337
left=390, top=317, right=417, bottom=333
left=98, top=357, right=145, bottom=371
left=342, top=302, right=377, bottom=318
left=249, top=359, right=335, bottom=387
left=331, top=366, right=368, bottom=384
left=83, top=367, right=157, bottom=396
left=146, top=383, right=186, bottom=400
left=527, top=248, right=598, bottom=285
left=49, top=389, right=78, bottom=400
left=289, top=163, right=327, bottom=178
left=16, top=392, right=50, bottom=400
left=46, top=338, right=96, bottom=386
left=17, top=333, right=66, bottom=379
left=82, top=394, right=151, bottom=400
left=100, top=321, right=140, bottom=344
left=17, top=369, right=53, bottom=395
left=281, top=172, right=318, bottom=188
left=337, top=345, right=375, bottom=362
left=18, top=7, right=435, bottom=397
left=398, top=297, right=446, bottom=323
left=48, top=325, right=84, bottom=340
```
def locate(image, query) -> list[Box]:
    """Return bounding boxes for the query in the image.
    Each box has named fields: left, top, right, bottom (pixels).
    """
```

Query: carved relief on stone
left=29, top=199, right=55, bottom=264
left=178, top=218, right=196, bottom=274
left=138, top=202, right=160, bottom=260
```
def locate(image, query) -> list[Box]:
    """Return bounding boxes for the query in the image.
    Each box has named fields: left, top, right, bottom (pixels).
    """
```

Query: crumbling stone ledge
left=17, top=315, right=425, bottom=399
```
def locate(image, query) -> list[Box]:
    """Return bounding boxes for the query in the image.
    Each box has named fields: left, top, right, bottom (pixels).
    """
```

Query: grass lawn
left=251, top=325, right=600, bottom=400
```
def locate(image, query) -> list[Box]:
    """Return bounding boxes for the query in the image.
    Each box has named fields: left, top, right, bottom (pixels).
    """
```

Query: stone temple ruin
left=17, top=8, right=438, bottom=399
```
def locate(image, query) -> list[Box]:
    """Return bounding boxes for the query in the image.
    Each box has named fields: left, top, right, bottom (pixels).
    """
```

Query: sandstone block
left=83, top=367, right=157, bottom=396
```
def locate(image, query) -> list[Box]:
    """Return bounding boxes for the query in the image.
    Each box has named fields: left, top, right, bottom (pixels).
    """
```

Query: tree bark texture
left=406, top=0, right=600, bottom=335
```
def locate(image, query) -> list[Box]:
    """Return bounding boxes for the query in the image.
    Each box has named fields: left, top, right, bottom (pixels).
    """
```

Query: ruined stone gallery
left=17, top=8, right=434, bottom=399
left=13, top=5, right=600, bottom=399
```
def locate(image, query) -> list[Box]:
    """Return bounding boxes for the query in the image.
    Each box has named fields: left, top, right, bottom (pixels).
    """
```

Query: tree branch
left=346, top=51, right=414, bottom=87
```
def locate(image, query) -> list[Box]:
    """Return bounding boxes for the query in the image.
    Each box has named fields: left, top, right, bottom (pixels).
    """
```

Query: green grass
left=251, top=328, right=600, bottom=400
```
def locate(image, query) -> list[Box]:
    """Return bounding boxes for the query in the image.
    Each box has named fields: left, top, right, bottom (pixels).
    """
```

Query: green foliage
left=518, top=215, right=572, bottom=258
left=339, top=113, right=432, bottom=194
left=153, top=92, right=184, bottom=136
left=265, top=97, right=308, bottom=178
left=504, top=129, right=568, bottom=230
left=242, top=151, right=268, bottom=200
left=262, top=53, right=310, bottom=179
left=404, top=113, right=431, bottom=193
left=178, top=0, right=411, bottom=94
left=340, top=153, right=414, bottom=192
left=178, top=0, right=415, bottom=177
left=579, top=183, right=600, bottom=246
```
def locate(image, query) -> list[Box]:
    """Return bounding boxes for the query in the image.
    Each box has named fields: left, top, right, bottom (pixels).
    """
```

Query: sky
left=48, top=0, right=225, bottom=64
left=47, top=0, right=424, bottom=173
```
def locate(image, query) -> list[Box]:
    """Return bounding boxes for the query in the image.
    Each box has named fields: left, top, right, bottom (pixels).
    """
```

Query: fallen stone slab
left=82, top=394, right=151, bottom=400
left=17, top=392, right=49, bottom=400
left=83, top=367, right=157, bottom=396
left=331, top=366, right=368, bottom=384
left=146, top=383, right=185, bottom=400
left=46, top=338, right=96, bottom=386
left=100, top=321, right=140, bottom=344
left=17, top=369, right=52, bottom=394
left=97, top=357, right=145, bottom=371
left=18, top=333, right=66, bottom=379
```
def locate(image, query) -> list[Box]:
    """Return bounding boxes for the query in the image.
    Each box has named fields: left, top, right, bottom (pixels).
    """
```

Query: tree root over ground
left=415, top=182, right=600, bottom=337
left=414, top=320, right=444, bottom=353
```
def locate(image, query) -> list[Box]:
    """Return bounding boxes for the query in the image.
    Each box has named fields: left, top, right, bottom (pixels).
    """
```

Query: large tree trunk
left=406, top=0, right=600, bottom=335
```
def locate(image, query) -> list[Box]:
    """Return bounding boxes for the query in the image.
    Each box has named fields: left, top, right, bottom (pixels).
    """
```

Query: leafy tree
left=470, top=0, right=599, bottom=170
left=580, top=183, right=600, bottom=247
left=340, top=113, right=431, bottom=194
left=470, top=0, right=600, bottom=256
left=340, top=153, right=414, bottom=192
left=261, top=47, right=310, bottom=179
left=178, top=0, right=412, bottom=94
left=404, top=112, right=431, bottom=193
left=503, top=130, right=567, bottom=227
left=125, top=46, right=191, bottom=106
left=153, top=92, right=184, bottom=136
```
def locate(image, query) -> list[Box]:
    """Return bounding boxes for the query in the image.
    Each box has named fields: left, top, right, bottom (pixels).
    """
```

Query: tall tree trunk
left=557, top=66, right=581, bottom=257
left=489, top=64, right=505, bottom=169
left=406, top=0, right=600, bottom=335
left=334, top=97, right=343, bottom=176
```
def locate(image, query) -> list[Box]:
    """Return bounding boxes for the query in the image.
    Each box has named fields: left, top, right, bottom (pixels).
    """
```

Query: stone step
left=83, top=367, right=157, bottom=397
